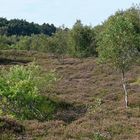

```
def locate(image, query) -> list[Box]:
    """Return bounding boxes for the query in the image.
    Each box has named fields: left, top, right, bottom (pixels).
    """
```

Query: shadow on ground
left=54, top=102, right=87, bottom=123
left=0, top=58, right=31, bottom=65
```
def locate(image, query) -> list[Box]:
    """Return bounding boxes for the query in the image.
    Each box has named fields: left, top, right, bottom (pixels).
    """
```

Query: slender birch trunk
left=122, top=71, right=128, bottom=108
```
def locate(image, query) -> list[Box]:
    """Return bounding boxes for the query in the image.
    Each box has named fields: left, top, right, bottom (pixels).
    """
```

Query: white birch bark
left=122, top=71, right=128, bottom=108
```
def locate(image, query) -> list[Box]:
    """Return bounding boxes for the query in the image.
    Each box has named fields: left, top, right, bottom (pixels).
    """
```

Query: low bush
left=0, top=62, right=57, bottom=120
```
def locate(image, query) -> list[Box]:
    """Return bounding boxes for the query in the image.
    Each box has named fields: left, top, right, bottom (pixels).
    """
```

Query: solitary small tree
left=69, top=20, right=96, bottom=57
left=97, top=14, right=139, bottom=108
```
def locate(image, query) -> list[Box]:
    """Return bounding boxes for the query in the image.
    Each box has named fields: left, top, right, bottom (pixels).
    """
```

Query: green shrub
left=93, top=133, right=107, bottom=140
left=88, top=132, right=107, bottom=140
left=68, top=20, right=96, bottom=58
left=0, top=62, right=57, bottom=120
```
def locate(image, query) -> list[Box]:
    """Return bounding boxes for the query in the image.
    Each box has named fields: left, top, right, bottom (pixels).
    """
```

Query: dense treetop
left=0, top=18, right=56, bottom=36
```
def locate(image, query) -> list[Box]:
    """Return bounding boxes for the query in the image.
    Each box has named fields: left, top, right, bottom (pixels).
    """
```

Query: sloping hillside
left=0, top=51, right=140, bottom=140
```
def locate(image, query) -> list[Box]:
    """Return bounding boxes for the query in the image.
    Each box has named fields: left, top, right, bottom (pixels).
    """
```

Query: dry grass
left=0, top=51, right=140, bottom=140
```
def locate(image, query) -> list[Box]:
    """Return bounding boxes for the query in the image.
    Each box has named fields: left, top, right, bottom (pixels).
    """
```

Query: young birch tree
left=97, top=14, right=139, bottom=108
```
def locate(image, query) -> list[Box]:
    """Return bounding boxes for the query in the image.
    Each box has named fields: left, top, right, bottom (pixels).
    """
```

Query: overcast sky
left=0, top=0, right=139, bottom=27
